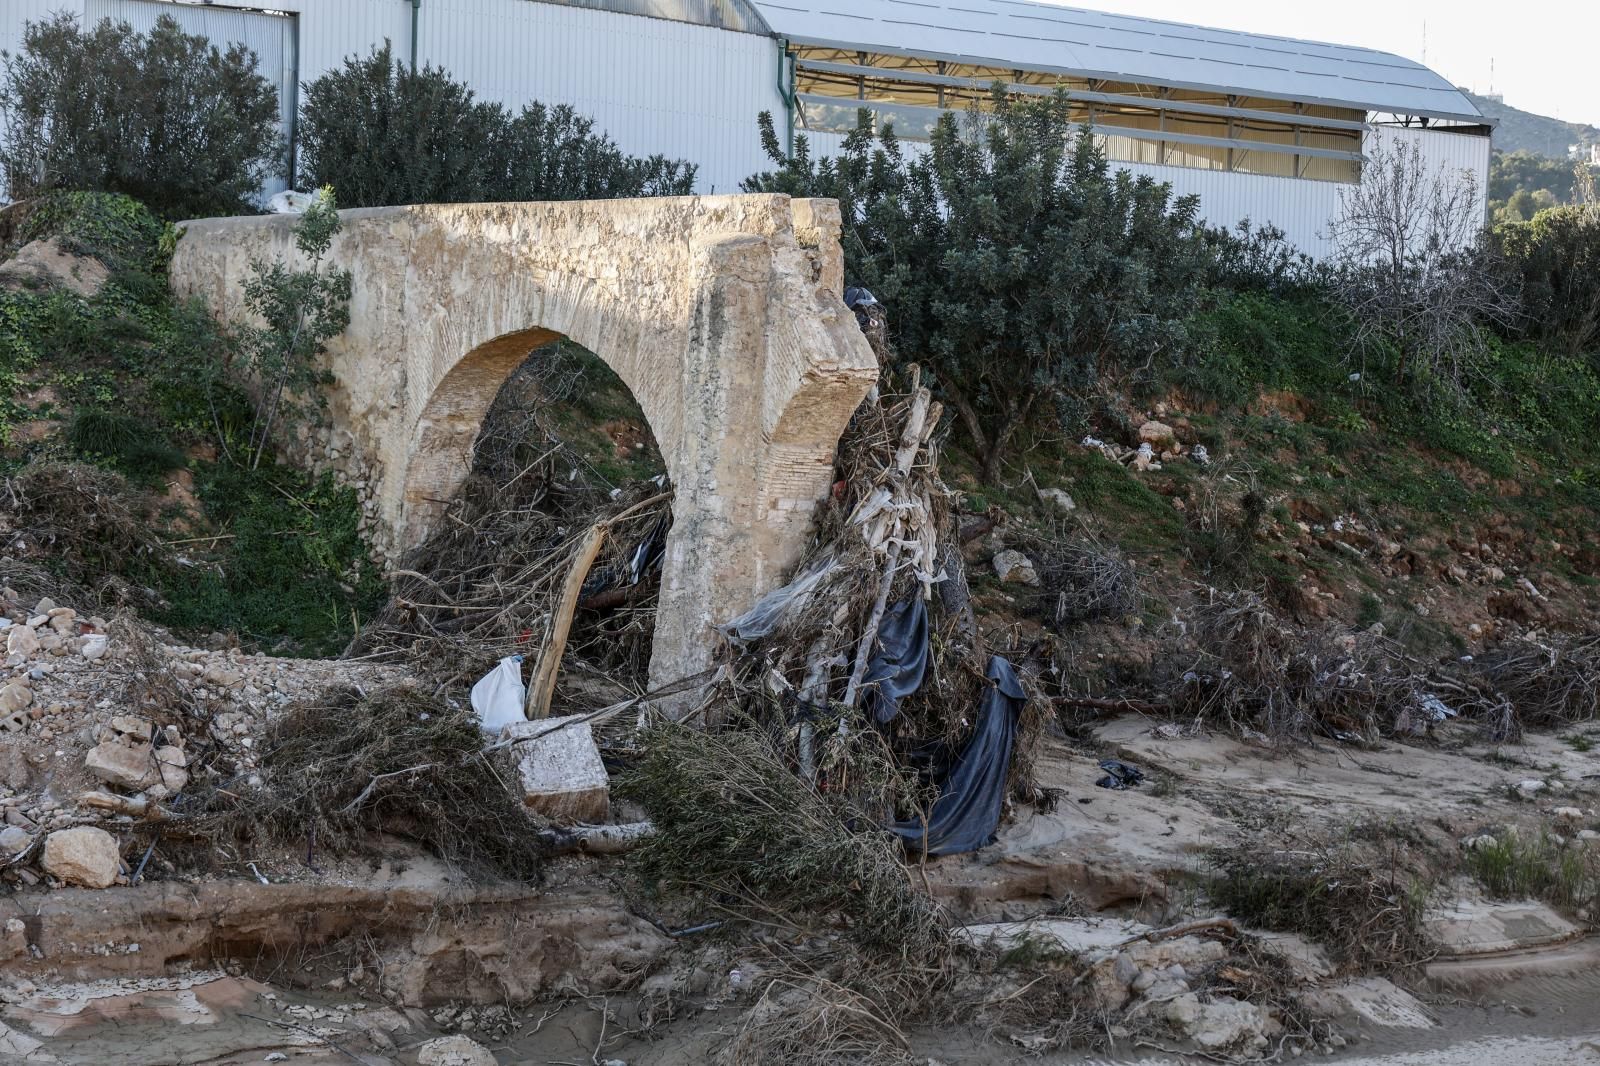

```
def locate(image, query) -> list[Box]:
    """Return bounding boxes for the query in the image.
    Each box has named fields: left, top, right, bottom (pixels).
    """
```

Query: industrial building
left=2, top=0, right=1491, bottom=256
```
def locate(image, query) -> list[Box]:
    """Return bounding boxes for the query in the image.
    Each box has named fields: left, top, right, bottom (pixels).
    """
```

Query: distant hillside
left=1466, top=91, right=1600, bottom=158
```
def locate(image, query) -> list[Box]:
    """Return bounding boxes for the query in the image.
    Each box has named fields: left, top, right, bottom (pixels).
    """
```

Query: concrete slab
left=503, top=715, right=610, bottom=824
left=1425, top=895, right=1582, bottom=957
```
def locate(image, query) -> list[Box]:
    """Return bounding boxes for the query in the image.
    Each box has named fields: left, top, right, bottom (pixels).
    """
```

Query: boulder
left=0, top=684, right=31, bottom=714
left=1138, top=420, right=1178, bottom=450
left=417, top=1034, right=497, bottom=1066
left=992, top=549, right=1040, bottom=587
left=0, top=826, right=32, bottom=857
left=503, top=716, right=610, bottom=824
left=84, top=741, right=186, bottom=792
left=6, top=626, right=39, bottom=659
left=1038, top=488, right=1076, bottom=511
left=40, top=826, right=121, bottom=888
left=0, top=238, right=109, bottom=298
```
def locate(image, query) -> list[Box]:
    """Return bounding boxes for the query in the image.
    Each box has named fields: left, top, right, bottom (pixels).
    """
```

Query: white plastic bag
left=471, top=654, right=526, bottom=732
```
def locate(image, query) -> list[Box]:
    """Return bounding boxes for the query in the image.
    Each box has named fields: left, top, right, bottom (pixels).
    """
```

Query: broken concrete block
left=41, top=826, right=121, bottom=888
left=502, top=715, right=609, bottom=824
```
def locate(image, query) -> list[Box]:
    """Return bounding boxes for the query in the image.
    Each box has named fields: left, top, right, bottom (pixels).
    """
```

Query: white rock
left=1551, top=806, right=1584, bottom=823
left=5, top=626, right=39, bottom=659
left=81, top=636, right=108, bottom=661
left=40, top=827, right=121, bottom=888
left=417, top=1034, right=497, bottom=1066
left=992, top=549, right=1040, bottom=587
left=1517, top=779, right=1547, bottom=796
left=1038, top=488, right=1076, bottom=511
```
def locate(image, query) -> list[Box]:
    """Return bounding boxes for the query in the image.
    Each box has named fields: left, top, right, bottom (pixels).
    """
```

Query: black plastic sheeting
left=887, top=655, right=1025, bottom=857
left=863, top=594, right=928, bottom=724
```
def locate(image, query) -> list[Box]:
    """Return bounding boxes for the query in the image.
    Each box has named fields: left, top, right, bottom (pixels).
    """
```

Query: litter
left=265, top=189, right=316, bottom=214
left=1095, top=758, right=1145, bottom=790
left=470, top=655, right=526, bottom=732
left=887, top=655, right=1025, bottom=857
left=862, top=594, right=928, bottom=724
left=717, top=555, right=838, bottom=644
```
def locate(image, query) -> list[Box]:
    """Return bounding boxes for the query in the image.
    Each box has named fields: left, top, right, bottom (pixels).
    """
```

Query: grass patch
left=1207, top=830, right=1434, bottom=974
left=1465, top=830, right=1600, bottom=912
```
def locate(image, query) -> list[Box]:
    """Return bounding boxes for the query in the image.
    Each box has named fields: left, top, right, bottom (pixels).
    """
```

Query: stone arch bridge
left=170, top=195, right=878, bottom=683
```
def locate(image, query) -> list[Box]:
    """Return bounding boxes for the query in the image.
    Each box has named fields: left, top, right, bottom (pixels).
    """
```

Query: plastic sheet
left=863, top=594, right=928, bottom=724
left=887, top=655, right=1025, bottom=857
left=717, top=555, right=838, bottom=644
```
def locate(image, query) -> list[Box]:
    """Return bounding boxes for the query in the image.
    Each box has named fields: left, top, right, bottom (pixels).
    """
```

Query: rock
left=1038, top=488, right=1076, bottom=511
left=992, top=549, right=1040, bottom=587
left=47, top=609, right=76, bottom=633
left=32, top=598, right=56, bottom=615
left=0, top=826, right=32, bottom=856
left=1132, top=441, right=1158, bottom=471
left=0, top=238, right=110, bottom=298
left=1551, top=807, right=1584, bottom=824
left=1, top=918, right=25, bottom=959
left=85, top=741, right=161, bottom=791
left=503, top=716, right=610, bottom=824
left=417, top=1034, right=497, bottom=1066
left=40, top=826, right=121, bottom=888
left=0, top=684, right=31, bottom=714
left=152, top=746, right=189, bottom=792
left=1164, top=995, right=1270, bottom=1052
left=1138, top=420, right=1177, bottom=449
left=5, top=626, right=39, bottom=659
left=201, top=665, right=244, bottom=689
left=1516, top=779, right=1546, bottom=797
left=110, top=716, right=153, bottom=741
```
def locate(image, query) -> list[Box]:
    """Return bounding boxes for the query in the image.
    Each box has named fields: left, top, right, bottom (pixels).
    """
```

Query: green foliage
left=0, top=14, right=282, bottom=218
left=1492, top=205, right=1600, bottom=358
left=66, top=407, right=185, bottom=482
left=1488, top=149, right=1600, bottom=221
left=746, top=94, right=1211, bottom=481
left=156, top=463, right=385, bottom=656
left=237, top=189, right=351, bottom=468
left=15, top=191, right=168, bottom=274
left=1465, top=830, right=1600, bottom=912
left=298, top=43, right=695, bottom=207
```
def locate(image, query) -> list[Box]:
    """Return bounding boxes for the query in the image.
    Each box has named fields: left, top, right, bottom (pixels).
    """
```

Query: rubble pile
left=0, top=584, right=400, bottom=890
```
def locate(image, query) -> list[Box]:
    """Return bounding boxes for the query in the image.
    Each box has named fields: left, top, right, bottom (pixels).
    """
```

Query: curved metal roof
left=752, top=0, right=1484, bottom=122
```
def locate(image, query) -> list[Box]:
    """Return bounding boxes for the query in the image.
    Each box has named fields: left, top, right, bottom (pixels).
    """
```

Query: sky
left=1079, top=1, right=1600, bottom=128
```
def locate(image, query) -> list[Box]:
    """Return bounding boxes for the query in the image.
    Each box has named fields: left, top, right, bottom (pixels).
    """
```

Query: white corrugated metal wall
left=1, top=0, right=781, bottom=196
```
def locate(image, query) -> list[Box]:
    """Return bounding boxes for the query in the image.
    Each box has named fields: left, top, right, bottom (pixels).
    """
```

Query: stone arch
left=169, top=195, right=878, bottom=683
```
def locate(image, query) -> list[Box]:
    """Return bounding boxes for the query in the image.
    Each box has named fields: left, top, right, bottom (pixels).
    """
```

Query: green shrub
left=298, top=43, right=695, bottom=207
left=66, top=407, right=185, bottom=482
left=1492, top=205, right=1600, bottom=359
left=746, top=93, right=1211, bottom=482
left=0, top=14, right=282, bottom=218
left=156, top=463, right=385, bottom=655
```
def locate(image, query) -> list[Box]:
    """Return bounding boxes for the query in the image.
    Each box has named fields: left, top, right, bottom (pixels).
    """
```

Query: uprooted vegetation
left=170, top=684, right=546, bottom=881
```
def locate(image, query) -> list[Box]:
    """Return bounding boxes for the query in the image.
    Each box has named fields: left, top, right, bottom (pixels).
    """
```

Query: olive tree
left=747, top=91, right=1212, bottom=482
left=0, top=13, right=282, bottom=218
